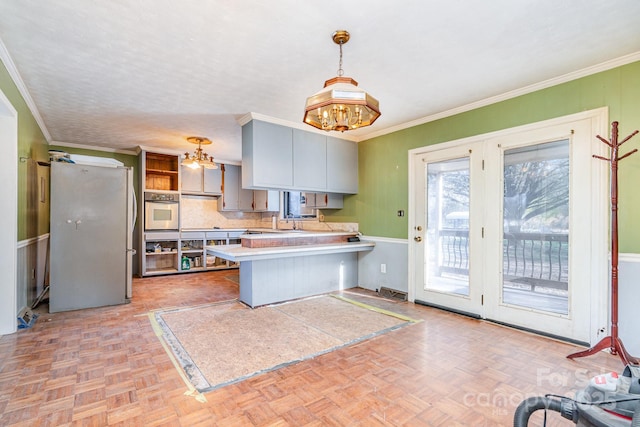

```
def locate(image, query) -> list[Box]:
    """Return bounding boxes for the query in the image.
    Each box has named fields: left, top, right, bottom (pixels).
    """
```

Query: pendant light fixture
left=182, top=136, right=218, bottom=169
left=303, top=30, right=381, bottom=132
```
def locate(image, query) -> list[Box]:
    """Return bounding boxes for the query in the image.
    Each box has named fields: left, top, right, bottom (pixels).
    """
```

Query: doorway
left=0, top=88, right=18, bottom=335
left=409, top=109, right=609, bottom=344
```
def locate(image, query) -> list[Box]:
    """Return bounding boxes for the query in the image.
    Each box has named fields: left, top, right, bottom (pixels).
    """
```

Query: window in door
left=501, top=140, right=570, bottom=315
left=409, top=108, right=609, bottom=344
left=426, top=157, right=471, bottom=296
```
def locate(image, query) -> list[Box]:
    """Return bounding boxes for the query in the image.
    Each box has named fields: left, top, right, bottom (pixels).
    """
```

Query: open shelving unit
left=144, top=239, right=179, bottom=275
left=145, top=152, right=179, bottom=191
left=139, top=150, right=247, bottom=277
left=180, top=238, right=205, bottom=272
left=142, top=230, right=244, bottom=276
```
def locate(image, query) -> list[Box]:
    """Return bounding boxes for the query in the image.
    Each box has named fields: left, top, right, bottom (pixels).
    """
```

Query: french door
left=409, top=110, right=609, bottom=343
left=412, top=143, right=485, bottom=316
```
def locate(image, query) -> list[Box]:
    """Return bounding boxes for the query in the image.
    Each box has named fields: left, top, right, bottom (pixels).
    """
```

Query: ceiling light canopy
left=182, top=136, right=218, bottom=169
left=303, top=30, right=381, bottom=132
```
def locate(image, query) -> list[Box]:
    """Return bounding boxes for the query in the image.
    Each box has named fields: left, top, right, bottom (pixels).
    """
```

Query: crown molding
left=359, top=51, right=640, bottom=142
left=136, top=145, right=184, bottom=156
left=51, top=140, right=138, bottom=156
left=0, top=37, right=52, bottom=142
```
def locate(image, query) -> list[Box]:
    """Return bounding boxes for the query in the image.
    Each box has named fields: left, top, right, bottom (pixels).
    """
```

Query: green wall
left=1, top=57, right=139, bottom=242
left=333, top=61, right=640, bottom=252
left=5, top=54, right=640, bottom=251
left=0, top=60, right=49, bottom=241
left=47, top=145, right=139, bottom=193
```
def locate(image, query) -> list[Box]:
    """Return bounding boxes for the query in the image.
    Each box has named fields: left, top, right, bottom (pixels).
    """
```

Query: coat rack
left=567, top=121, right=639, bottom=366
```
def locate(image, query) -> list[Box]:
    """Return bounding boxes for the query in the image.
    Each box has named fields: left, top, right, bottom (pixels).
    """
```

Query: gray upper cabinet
left=242, top=119, right=357, bottom=194
left=242, top=120, right=293, bottom=189
left=181, top=165, right=222, bottom=195
left=181, top=165, right=202, bottom=193
left=326, top=136, right=358, bottom=194
left=219, top=164, right=241, bottom=211
left=238, top=187, right=254, bottom=211
left=304, top=192, right=343, bottom=209
left=219, top=163, right=275, bottom=212
left=293, top=129, right=327, bottom=191
left=203, top=167, right=223, bottom=195
left=253, top=190, right=280, bottom=212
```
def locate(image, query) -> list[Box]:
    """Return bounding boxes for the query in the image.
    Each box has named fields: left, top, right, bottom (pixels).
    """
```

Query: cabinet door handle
left=414, top=236, right=422, bottom=242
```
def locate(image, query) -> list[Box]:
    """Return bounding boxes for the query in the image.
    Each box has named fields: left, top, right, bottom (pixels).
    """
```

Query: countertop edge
left=205, top=242, right=375, bottom=261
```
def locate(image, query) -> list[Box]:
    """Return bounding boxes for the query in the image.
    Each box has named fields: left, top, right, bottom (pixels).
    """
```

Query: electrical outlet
left=380, top=263, right=386, bottom=274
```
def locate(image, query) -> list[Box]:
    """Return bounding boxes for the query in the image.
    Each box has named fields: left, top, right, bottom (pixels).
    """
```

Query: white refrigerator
left=50, top=161, right=135, bottom=313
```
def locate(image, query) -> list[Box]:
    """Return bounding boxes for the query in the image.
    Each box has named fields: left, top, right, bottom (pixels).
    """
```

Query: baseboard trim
left=484, top=318, right=590, bottom=348
left=414, top=299, right=590, bottom=347
left=414, top=299, right=481, bottom=319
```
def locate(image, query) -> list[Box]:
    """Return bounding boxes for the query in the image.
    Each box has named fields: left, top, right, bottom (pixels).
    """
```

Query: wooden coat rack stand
left=567, top=121, right=639, bottom=366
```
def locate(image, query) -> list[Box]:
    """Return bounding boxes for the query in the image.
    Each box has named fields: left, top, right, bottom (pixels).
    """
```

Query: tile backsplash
left=179, top=195, right=358, bottom=232
left=180, top=195, right=262, bottom=229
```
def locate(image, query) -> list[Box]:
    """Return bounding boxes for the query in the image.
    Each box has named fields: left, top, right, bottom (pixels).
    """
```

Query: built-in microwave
left=144, top=193, right=179, bottom=230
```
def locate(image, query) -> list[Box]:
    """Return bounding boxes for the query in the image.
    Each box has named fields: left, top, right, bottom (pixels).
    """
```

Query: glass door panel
left=426, top=158, right=470, bottom=296
left=412, top=143, right=483, bottom=317
left=412, top=111, right=607, bottom=343
left=501, top=140, right=570, bottom=315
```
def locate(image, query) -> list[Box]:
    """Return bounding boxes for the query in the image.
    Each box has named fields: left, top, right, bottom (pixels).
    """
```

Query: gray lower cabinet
left=143, top=232, right=180, bottom=276
left=205, top=231, right=243, bottom=269
left=142, top=231, right=242, bottom=276
left=179, top=231, right=206, bottom=272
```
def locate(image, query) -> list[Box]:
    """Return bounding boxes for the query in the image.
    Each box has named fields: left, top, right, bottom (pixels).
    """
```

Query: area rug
left=152, top=294, right=418, bottom=393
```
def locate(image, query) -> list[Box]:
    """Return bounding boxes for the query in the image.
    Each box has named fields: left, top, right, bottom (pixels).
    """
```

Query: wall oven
left=144, top=193, right=179, bottom=230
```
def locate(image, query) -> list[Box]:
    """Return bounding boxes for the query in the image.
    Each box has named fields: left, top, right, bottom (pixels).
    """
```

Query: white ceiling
left=0, top=1, right=639, bottom=163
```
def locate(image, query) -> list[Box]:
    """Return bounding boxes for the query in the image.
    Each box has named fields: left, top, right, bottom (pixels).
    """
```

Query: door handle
left=414, top=236, right=422, bottom=242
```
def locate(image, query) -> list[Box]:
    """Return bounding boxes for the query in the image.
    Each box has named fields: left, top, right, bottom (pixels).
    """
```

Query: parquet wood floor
left=0, top=270, right=623, bottom=426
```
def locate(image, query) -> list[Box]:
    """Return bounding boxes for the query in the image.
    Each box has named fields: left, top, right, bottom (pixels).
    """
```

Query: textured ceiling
left=0, top=1, right=639, bottom=162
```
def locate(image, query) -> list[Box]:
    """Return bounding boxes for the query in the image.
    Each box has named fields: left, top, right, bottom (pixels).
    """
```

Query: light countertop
left=206, top=241, right=374, bottom=262
left=180, top=228, right=247, bottom=232
left=241, top=230, right=357, bottom=240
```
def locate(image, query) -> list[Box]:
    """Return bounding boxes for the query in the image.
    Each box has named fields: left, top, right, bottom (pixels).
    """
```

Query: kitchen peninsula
left=206, top=231, right=374, bottom=307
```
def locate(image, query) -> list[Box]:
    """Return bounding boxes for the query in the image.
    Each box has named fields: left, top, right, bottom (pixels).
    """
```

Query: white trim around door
left=0, top=87, right=18, bottom=335
left=408, top=108, right=609, bottom=345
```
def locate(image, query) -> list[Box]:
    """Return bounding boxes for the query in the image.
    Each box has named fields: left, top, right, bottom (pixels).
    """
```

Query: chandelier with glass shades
left=181, top=136, right=218, bottom=169
left=303, top=30, right=381, bottom=132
